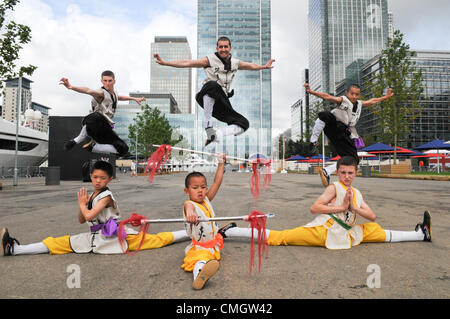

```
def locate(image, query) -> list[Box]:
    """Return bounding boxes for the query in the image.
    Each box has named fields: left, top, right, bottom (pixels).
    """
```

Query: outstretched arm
left=59, top=77, right=104, bottom=102
left=154, top=53, right=209, bottom=68
left=206, top=154, right=226, bottom=202
left=118, top=95, right=146, bottom=105
left=362, top=88, right=394, bottom=107
left=238, top=59, right=275, bottom=71
left=304, top=83, right=342, bottom=104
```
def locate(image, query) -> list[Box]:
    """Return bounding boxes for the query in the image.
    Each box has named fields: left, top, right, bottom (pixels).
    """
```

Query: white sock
left=193, top=261, right=206, bottom=280
left=73, top=125, right=88, bottom=144
left=324, top=163, right=337, bottom=176
left=384, top=229, right=424, bottom=243
left=12, top=242, right=49, bottom=255
left=172, top=230, right=189, bottom=243
left=310, top=119, right=325, bottom=143
left=224, top=227, right=270, bottom=240
left=92, top=143, right=118, bottom=154
left=203, top=94, right=215, bottom=129
left=216, top=124, right=244, bottom=141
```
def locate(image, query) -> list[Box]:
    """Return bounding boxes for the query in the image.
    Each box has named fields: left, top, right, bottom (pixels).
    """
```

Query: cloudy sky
left=6, top=0, right=450, bottom=136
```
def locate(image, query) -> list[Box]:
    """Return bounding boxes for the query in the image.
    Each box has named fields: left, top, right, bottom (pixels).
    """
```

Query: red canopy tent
left=411, top=153, right=448, bottom=158
left=368, top=146, right=415, bottom=154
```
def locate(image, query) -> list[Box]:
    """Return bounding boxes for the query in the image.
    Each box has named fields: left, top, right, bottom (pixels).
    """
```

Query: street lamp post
left=135, top=129, right=138, bottom=165
left=13, top=76, right=22, bottom=186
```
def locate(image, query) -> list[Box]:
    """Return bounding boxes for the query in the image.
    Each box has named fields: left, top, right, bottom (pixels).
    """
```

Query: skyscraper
left=2, top=77, right=32, bottom=123
left=308, top=0, right=389, bottom=98
left=197, top=0, right=272, bottom=158
left=150, top=36, right=192, bottom=114
left=1, top=77, right=50, bottom=133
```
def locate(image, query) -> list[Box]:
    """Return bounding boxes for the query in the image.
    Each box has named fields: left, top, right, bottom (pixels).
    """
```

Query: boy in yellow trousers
left=1, top=161, right=188, bottom=256
left=221, top=156, right=432, bottom=249
left=182, top=154, right=232, bottom=290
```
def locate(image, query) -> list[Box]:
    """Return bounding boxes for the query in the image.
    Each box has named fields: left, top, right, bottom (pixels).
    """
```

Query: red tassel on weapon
left=145, top=144, right=172, bottom=183
left=118, top=213, right=149, bottom=255
left=249, top=159, right=272, bottom=200
left=248, top=210, right=268, bottom=274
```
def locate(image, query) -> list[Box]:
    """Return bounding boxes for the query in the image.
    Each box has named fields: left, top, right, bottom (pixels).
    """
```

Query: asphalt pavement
left=0, top=171, right=449, bottom=299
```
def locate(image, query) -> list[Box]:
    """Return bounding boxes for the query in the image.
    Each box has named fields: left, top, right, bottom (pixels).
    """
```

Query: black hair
left=101, top=70, right=115, bottom=79
left=91, top=160, right=114, bottom=178
left=346, top=84, right=361, bottom=92
left=217, top=36, right=231, bottom=46
left=185, top=171, right=206, bottom=188
left=336, top=156, right=358, bottom=170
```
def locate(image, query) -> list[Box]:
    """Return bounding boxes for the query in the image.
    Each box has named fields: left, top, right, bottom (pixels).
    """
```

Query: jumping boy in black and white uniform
left=304, top=83, right=394, bottom=186
left=154, top=36, right=275, bottom=146
left=60, top=71, right=145, bottom=156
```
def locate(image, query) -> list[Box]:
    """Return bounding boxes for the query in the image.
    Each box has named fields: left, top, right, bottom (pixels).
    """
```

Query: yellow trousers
left=267, top=220, right=386, bottom=247
left=181, top=246, right=221, bottom=272
left=42, top=232, right=174, bottom=255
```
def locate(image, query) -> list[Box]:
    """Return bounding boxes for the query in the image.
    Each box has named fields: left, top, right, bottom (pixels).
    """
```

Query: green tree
left=0, top=0, right=37, bottom=92
left=365, top=30, right=424, bottom=162
left=128, top=104, right=183, bottom=157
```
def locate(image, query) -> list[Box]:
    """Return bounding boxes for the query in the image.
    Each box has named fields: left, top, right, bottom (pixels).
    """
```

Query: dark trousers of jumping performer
left=316, top=111, right=360, bottom=180
left=319, top=111, right=360, bottom=164
left=81, top=112, right=129, bottom=157
left=196, top=81, right=249, bottom=142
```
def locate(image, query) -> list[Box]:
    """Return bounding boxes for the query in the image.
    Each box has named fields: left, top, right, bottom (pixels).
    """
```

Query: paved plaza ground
left=0, top=171, right=449, bottom=300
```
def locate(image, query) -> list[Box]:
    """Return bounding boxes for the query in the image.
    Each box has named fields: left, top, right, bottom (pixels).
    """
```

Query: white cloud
left=270, top=0, right=309, bottom=133
left=11, top=0, right=196, bottom=118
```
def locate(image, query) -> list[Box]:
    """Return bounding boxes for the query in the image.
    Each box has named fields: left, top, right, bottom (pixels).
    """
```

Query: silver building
left=150, top=36, right=192, bottom=114
left=308, top=0, right=389, bottom=98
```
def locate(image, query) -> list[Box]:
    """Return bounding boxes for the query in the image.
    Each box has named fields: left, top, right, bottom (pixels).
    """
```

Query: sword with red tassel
left=118, top=211, right=274, bottom=273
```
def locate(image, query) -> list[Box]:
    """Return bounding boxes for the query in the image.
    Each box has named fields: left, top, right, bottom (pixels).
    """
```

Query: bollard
left=46, top=166, right=60, bottom=185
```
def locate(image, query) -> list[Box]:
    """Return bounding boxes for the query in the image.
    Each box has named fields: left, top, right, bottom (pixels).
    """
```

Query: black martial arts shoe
left=415, top=211, right=432, bottom=242
left=205, top=127, right=218, bottom=147
left=1, top=228, right=20, bottom=256
left=308, top=142, right=319, bottom=156
left=64, top=139, right=76, bottom=151
left=218, top=222, right=237, bottom=239
left=319, top=168, right=330, bottom=187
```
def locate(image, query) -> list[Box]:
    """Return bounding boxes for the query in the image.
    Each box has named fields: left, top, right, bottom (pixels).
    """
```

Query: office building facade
left=308, top=0, right=389, bottom=98
left=2, top=77, right=33, bottom=123
left=290, top=99, right=303, bottom=142
left=197, top=0, right=272, bottom=158
left=150, top=36, right=192, bottom=114
left=1, top=78, right=50, bottom=133
left=356, top=50, right=450, bottom=147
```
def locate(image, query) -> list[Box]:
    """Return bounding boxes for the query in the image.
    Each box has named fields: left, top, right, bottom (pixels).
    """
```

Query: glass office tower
left=197, top=0, right=272, bottom=158
left=308, top=0, right=389, bottom=98
left=151, top=36, right=192, bottom=114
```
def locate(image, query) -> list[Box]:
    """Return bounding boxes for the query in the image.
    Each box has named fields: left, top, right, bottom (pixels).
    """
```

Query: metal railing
left=1, top=166, right=47, bottom=179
